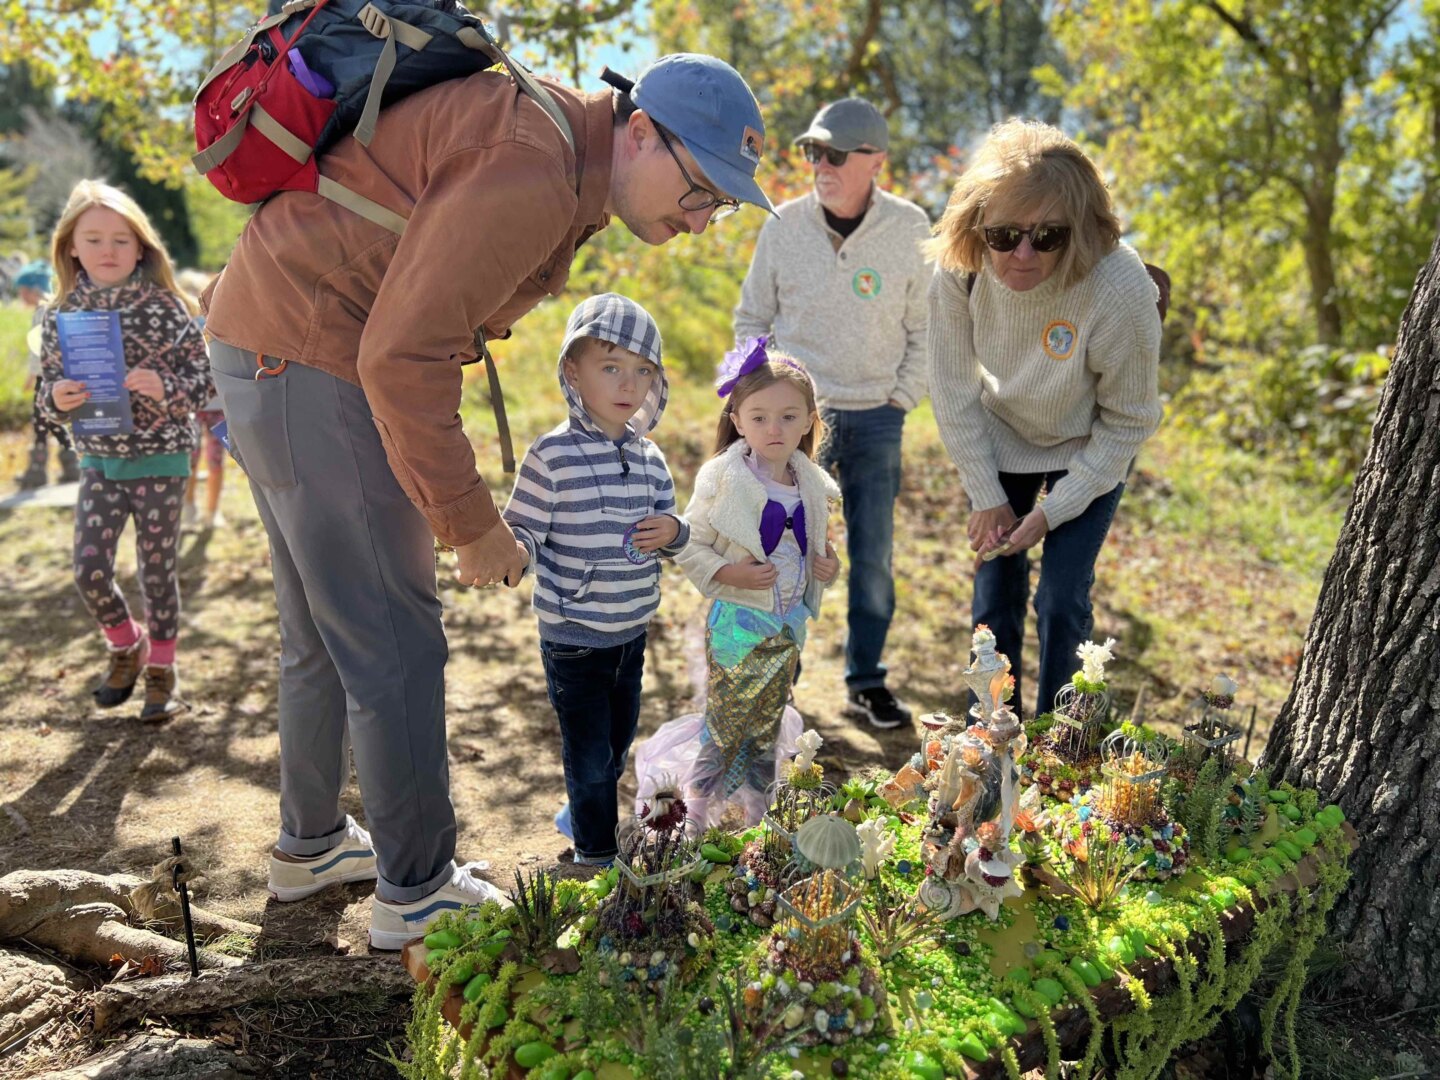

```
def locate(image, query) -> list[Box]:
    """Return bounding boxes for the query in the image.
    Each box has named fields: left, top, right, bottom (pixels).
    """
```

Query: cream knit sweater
left=734, top=189, right=932, bottom=411
left=928, top=242, right=1162, bottom=528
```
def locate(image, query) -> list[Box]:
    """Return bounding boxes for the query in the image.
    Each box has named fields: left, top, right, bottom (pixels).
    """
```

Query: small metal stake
left=172, top=836, right=199, bottom=977
left=1243, top=705, right=1258, bottom=761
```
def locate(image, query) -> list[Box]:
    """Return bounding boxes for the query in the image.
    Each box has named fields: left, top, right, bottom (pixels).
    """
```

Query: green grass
left=0, top=301, right=37, bottom=430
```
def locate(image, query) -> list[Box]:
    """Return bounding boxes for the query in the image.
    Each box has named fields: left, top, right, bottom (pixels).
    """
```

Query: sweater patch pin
left=1043, top=320, right=1077, bottom=360
left=852, top=268, right=882, bottom=299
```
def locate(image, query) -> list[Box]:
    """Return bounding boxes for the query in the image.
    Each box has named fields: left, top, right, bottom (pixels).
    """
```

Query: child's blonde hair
left=714, top=355, right=823, bottom=459
left=50, top=180, right=197, bottom=314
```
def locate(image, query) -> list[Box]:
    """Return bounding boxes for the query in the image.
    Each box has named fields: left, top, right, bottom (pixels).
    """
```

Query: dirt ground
left=0, top=421, right=1338, bottom=1076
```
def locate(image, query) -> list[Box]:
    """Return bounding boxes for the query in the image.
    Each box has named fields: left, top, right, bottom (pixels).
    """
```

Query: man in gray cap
left=204, top=53, right=773, bottom=950
left=735, top=97, right=930, bottom=730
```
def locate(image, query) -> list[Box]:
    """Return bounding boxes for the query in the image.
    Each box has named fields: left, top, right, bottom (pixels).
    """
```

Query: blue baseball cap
left=630, top=54, right=775, bottom=215
left=15, top=260, right=51, bottom=291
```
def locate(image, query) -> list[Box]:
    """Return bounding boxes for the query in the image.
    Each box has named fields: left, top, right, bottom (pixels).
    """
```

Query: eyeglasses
left=653, top=123, right=741, bottom=223
left=802, top=143, right=882, bottom=168
left=982, top=223, right=1072, bottom=253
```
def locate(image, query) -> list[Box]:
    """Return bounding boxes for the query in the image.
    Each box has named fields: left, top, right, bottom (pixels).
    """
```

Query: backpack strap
left=353, top=4, right=435, bottom=146
left=453, top=27, right=574, bottom=150
left=475, top=332, right=516, bottom=474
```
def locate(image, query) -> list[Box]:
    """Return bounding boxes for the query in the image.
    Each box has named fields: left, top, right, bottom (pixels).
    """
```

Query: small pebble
left=896, top=859, right=913, bottom=875
left=1145, top=890, right=1163, bottom=906
left=1023, top=941, right=1040, bottom=959
left=954, top=941, right=972, bottom=956
left=831, top=1060, right=849, bottom=1077
left=931, top=976, right=942, bottom=988
left=1053, top=915, right=1071, bottom=932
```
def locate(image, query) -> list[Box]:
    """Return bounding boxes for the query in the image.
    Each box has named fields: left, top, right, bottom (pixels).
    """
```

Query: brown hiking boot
left=93, top=637, right=150, bottom=708
left=140, top=665, right=190, bottom=723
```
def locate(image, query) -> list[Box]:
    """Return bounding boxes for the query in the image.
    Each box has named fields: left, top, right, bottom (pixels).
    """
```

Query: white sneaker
left=180, top=502, right=199, bottom=530
left=368, top=861, right=511, bottom=951
left=267, top=816, right=377, bottom=901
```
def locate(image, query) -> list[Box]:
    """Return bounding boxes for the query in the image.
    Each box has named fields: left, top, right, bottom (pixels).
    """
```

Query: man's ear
left=627, top=109, right=656, bottom=154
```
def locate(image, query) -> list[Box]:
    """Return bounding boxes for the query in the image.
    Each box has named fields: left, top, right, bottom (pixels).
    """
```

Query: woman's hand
left=52, top=379, right=90, bottom=412
left=812, top=541, right=840, bottom=583
left=124, top=368, right=165, bottom=401
left=996, top=508, right=1048, bottom=555
left=968, top=503, right=1017, bottom=553
left=715, top=559, right=778, bottom=590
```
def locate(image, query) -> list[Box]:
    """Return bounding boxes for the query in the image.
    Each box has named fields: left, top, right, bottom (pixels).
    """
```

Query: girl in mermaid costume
left=635, top=338, right=841, bottom=830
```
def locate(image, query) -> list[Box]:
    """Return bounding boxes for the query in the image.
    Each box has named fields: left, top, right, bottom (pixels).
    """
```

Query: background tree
left=1261, top=230, right=1440, bottom=1009
left=1043, top=0, right=1439, bottom=351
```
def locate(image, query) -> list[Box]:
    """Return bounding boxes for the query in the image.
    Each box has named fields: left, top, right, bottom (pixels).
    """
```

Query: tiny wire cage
left=1096, top=728, right=1169, bottom=828
left=1050, top=683, right=1111, bottom=762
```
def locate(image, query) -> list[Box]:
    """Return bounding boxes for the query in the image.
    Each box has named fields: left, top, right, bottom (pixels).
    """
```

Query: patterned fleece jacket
left=40, top=272, right=212, bottom=458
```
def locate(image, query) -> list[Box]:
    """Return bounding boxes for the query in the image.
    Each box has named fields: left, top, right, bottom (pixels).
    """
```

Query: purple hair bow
left=716, top=335, right=770, bottom=398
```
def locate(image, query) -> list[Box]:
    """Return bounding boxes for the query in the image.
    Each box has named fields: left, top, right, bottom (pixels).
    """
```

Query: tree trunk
left=1261, top=231, right=1440, bottom=1008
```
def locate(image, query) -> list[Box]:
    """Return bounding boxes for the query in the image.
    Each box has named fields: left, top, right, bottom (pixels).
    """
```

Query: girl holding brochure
left=39, top=180, right=212, bottom=722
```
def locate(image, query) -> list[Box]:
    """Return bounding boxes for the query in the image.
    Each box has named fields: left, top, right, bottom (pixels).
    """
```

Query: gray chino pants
left=210, top=342, right=455, bottom=903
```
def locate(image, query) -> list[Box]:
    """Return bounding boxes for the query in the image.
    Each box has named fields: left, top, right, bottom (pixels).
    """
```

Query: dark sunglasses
left=653, top=123, right=741, bottom=223
left=802, top=143, right=882, bottom=168
left=982, top=223, right=1072, bottom=253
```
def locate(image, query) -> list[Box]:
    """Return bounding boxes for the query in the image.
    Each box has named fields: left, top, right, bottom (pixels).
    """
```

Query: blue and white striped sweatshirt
left=503, top=354, right=689, bottom=647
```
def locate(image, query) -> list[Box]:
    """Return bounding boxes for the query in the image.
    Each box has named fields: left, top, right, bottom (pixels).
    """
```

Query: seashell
left=794, top=814, right=861, bottom=870
left=783, top=1004, right=804, bottom=1029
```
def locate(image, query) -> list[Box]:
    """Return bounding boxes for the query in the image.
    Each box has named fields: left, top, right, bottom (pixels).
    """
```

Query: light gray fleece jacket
left=734, top=188, right=932, bottom=412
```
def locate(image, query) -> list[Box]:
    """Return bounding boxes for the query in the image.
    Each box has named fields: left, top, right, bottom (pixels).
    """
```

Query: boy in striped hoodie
left=503, top=294, right=689, bottom=866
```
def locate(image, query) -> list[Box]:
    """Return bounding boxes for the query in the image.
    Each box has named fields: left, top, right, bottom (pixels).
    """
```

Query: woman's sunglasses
left=982, top=224, right=1072, bottom=253
left=802, top=143, right=882, bottom=168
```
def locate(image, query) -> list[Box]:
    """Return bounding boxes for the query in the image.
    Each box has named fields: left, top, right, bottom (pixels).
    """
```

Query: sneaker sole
left=367, top=926, right=424, bottom=951
left=267, top=866, right=378, bottom=902
left=843, top=702, right=907, bottom=730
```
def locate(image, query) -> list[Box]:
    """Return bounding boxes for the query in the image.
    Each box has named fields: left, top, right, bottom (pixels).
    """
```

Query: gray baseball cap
left=793, top=97, right=889, bottom=152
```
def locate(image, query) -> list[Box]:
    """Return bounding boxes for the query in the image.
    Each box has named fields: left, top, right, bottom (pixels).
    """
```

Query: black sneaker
left=845, top=686, right=911, bottom=730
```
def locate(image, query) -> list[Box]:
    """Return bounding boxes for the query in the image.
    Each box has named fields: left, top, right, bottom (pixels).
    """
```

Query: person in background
left=14, top=259, right=80, bottom=490
left=176, top=269, right=225, bottom=532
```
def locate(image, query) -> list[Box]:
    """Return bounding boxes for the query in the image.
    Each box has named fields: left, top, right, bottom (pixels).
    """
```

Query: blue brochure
left=57, top=311, right=133, bottom=436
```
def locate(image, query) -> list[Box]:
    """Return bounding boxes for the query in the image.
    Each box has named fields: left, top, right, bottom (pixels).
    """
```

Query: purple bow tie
left=759, top=499, right=807, bottom=557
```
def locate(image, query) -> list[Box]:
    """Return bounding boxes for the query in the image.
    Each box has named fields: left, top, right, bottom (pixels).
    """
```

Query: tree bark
left=90, top=955, right=415, bottom=1034
left=1262, top=231, right=1440, bottom=1008
left=45, top=1033, right=262, bottom=1078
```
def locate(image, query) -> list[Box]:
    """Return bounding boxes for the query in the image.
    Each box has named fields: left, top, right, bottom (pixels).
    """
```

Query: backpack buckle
left=359, top=4, right=392, bottom=38
left=279, top=0, right=319, bottom=13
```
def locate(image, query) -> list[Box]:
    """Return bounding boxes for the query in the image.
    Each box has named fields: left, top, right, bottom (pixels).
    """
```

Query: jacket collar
left=574, top=91, right=614, bottom=235
left=698, top=440, right=839, bottom=559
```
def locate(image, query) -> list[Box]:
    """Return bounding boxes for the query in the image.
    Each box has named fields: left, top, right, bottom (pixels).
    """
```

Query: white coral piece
left=856, top=816, right=896, bottom=880
left=792, top=729, right=823, bottom=772
left=1076, top=637, right=1117, bottom=685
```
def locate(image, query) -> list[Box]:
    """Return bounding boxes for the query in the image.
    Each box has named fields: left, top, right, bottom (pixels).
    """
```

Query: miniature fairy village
left=401, top=628, right=1353, bottom=1080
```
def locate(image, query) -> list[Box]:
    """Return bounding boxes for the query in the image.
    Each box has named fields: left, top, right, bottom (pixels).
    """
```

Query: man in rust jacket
left=205, top=54, right=774, bottom=950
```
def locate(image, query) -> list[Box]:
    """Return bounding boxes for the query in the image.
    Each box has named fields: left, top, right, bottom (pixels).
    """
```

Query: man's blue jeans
left=818, top=404, right=904, bottom=692
left=539, top=633, right=646, bottom=863
left=972, top=471, right=1125, bottom=718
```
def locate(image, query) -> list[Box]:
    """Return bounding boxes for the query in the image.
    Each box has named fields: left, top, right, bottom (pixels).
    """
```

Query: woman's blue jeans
left=972, top=471, right=1125, bottom=718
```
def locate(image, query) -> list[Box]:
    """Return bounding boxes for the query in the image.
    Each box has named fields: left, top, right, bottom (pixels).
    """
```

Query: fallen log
left=0, top=947, right=78, bottom=1055
left=45, top=1033, right=262, bottom=1078
left=90, top=955, right=414, bottom=1034
left=0, top=869, right=259, bottom=943
left=21, top=902, right=241, bottom=973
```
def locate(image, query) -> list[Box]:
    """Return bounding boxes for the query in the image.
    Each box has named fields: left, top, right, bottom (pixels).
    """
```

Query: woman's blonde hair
left=714, top=356, right=824, bottom=459
left=50, top=179, right=197, bottom=313
left=924, top=119, right=1122, bottom=288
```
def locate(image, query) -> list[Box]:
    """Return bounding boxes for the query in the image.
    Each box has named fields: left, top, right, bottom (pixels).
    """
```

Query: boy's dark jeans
left=972, top=471, right=1125, bottom=718
left=540, top=632, right=646, bottom=862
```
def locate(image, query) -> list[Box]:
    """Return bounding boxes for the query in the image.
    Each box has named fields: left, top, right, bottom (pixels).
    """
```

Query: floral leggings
left=73, top=471, right=184, bottom=641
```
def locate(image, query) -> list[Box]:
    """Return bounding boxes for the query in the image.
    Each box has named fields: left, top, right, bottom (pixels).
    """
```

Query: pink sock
left=103, top=620, right=143, bottom=650
left=149, top=637, right=177, bottom=667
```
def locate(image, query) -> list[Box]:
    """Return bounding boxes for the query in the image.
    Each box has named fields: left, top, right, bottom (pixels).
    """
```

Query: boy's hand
left=124, top=368, right=165, bottom=402
left=52, top=379, right=89, bottom=411
left=456, top=518, right=527, bottom=588
left=715, top=558, right=779, bottom=590
left=813, top=541, right=840, bottom=583
left=630, top=514, right=679, bottom=553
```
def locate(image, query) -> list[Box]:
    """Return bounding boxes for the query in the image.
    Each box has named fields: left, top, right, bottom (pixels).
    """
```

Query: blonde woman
left=38, top=180, right=212, bottom=721
left=926, top=120, right=1162, bottom=717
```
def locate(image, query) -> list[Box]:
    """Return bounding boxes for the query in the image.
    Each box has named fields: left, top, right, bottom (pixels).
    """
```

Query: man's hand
left=455, top=518, right=527, bottom=589
left=999, top=507, right=1048, bottom=555
left=124, top=368, right=165, bottom=401
left=629, top=514, right=680, bottom=553
left=813, top=541, right=840, bottom=583
left=52, top=379, right=89, bottom=412
left=967, top=503, right=1018, bottom=553
left=715, top=558, right=779, bottom=590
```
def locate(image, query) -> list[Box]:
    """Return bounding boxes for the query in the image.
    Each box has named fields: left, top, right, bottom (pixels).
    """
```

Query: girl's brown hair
left=714, top=357, right=824, bottom=459
left=50, top=179, right=197, bottom=313
left=924, top=119, right=1122, bottom=289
